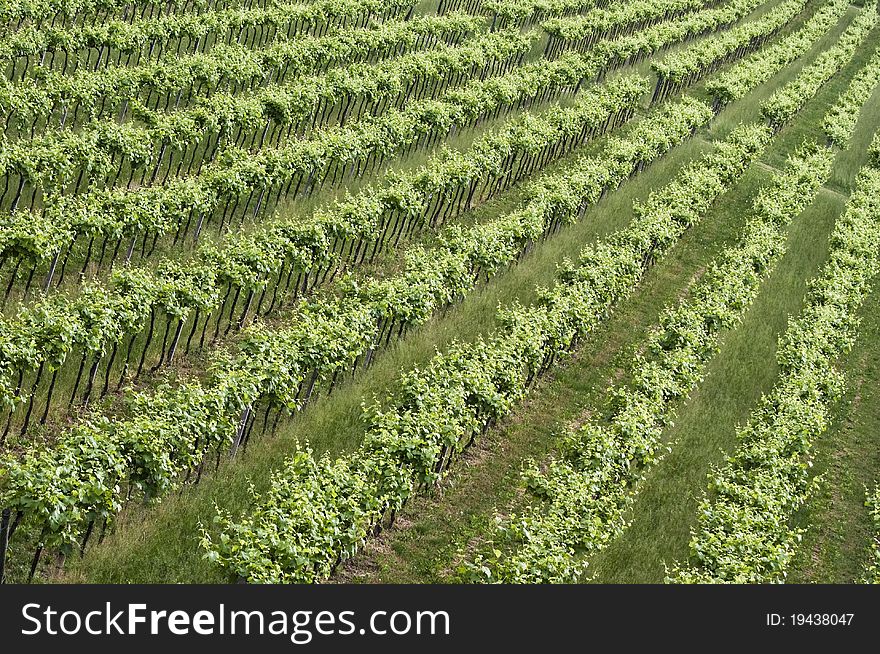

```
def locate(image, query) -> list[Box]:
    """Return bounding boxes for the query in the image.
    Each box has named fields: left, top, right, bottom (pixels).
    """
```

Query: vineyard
left=0, top=0, right=878, bottom=585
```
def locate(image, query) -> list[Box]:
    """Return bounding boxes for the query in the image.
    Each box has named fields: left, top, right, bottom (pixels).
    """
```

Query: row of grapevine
left=0, top=0, right=792, bottom=267
left=199, top=114, right=771, bottom=584
left=761, top=4, right=878, bottom=130
left=0, top=75, right=649, bottom=437
left=0, top=0, right=758, bottom=139
left=0, top=0, right=752, bottom=219
left=463, top=16, right=880, bottom=581
left=824, top=42, right=880, bottom=147
left=1, top=0, right=417, bottom=78
left=2, top=1, right=772, bottom=187
left=651, top=0, right=808, bottom=102
left=706, top=0, right=850, bottom=106
left=0, top=0, right=848, bottom=584
left=464, top=140, right=834, bottom=583
left=1, top=0, right=276, bottom=29
left=197, top=1, right=873, bottom=580
left=437, top=0, right=484, bottom=17
left=0, top=78, right=673, bottom=447
left=0, top=97, right=713, bottom=582
left=669, top=160, right=880, bottom=583
left=3, top=0, right=598, bottom=41
left=541, top=0, right=716, bottom=58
